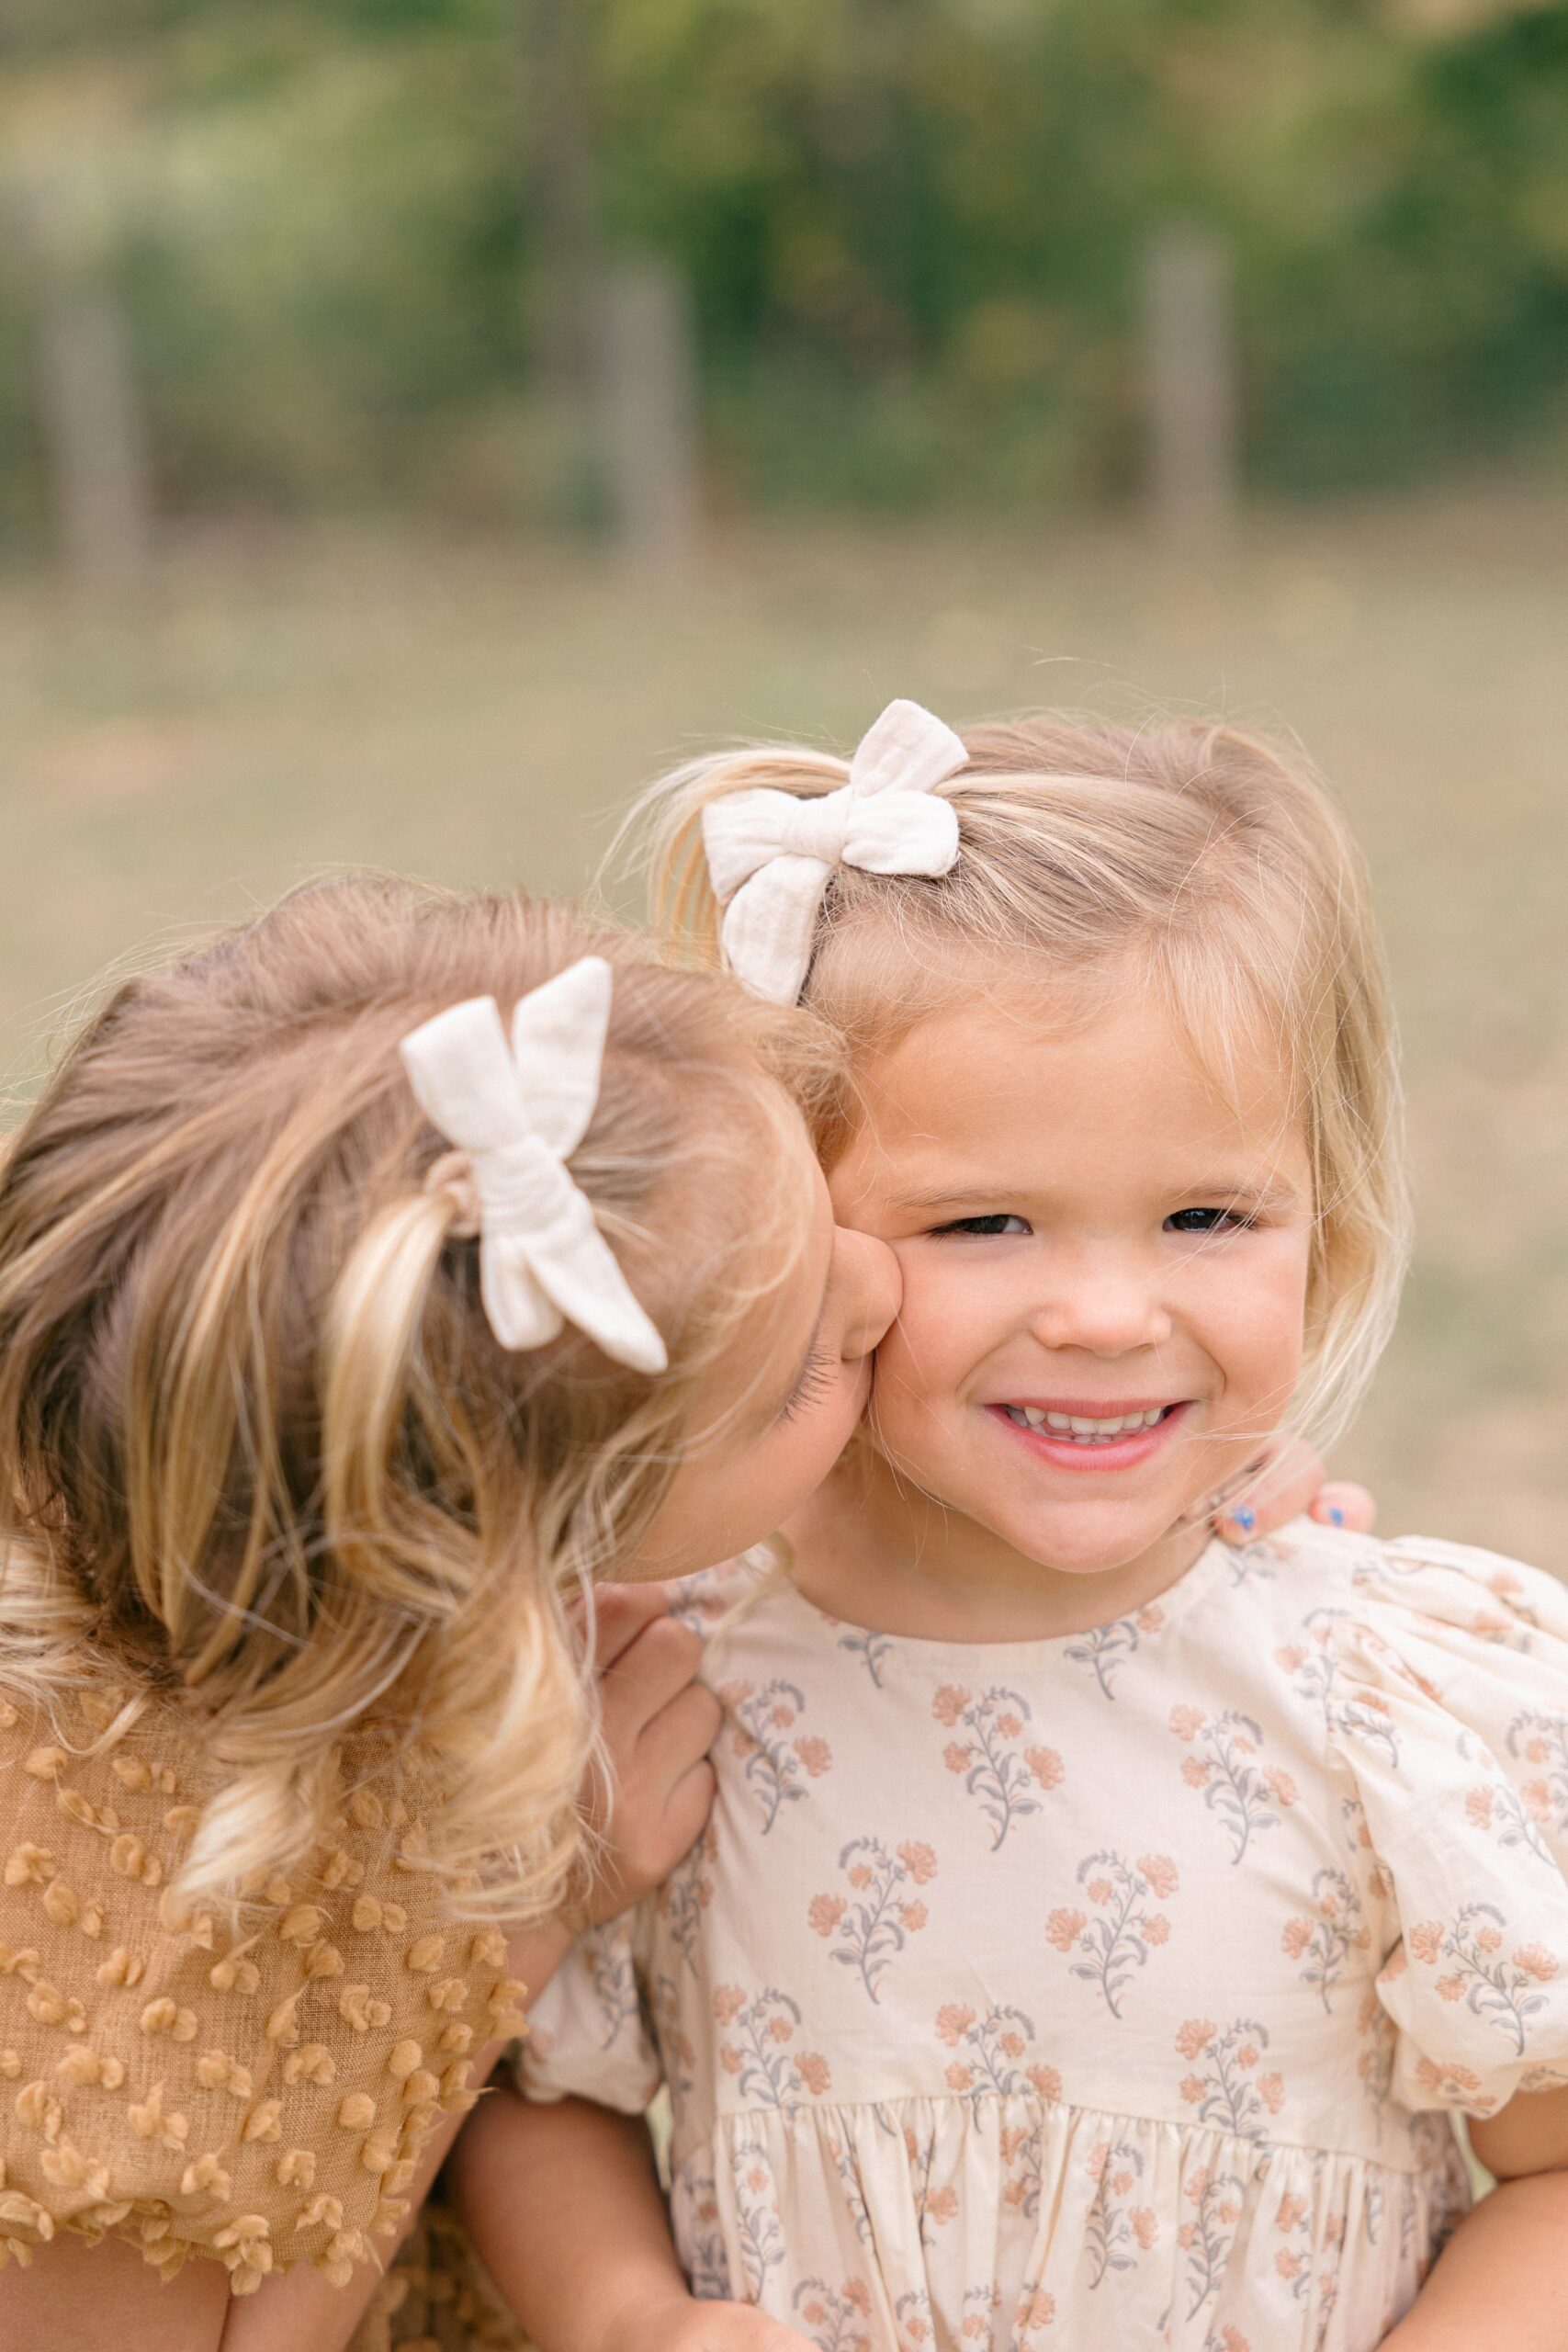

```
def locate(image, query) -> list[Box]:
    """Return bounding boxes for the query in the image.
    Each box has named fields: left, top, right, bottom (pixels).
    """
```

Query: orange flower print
left=1025, top=1746, right=1064, bottom=1792
left=934, top=1684, right=1055, bottom=1848
left=933, top=2001, right=1043, bottom=2102
left=723, top=1679, right=831, bottom=1833
left=1508, top=1711, right=1568, bottom=1839
left=1467, top=1760, right=1554, bottom=1867
left=1272, top=2183, right=1318, bottom=2306
left=1415, top=2054, right=1483, bottom=2101
left=1415, top=1904, right=1554, bottom=2053
left=1280, top=1867, right=1370, bottom=2011
left=1084, top=2137, right=1156, bottom=2285
left=895, top=2290, right=934, bottom=2348
left=713, top=1987, right=829, bottom=2106
left=1045, top=1908, right=1087, bottom=1953
left=1170, top=1706, right=1292, bottom=1862
left=1179, top=2160, right=1248, bottom=2319
left=672, top=2157, right=728, bottom=2299
left=1048, top=1850, right=1179, bottom=2018
left=792, top=2275, right=873, bottom=2350
left=810, top=1835, right=938, bottom=2004
left=1015, top=2282, right=1055, bottom=2335
left=727, top=2131, right=785, bottom=2296
left=1000, top=2118, right=1045, bottom=2222
left=1174, top=2018, right=1280, bottom=2140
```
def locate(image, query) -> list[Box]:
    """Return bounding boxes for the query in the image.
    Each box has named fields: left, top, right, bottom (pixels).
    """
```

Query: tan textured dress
left=0, top=1668, right=531, bottom=2349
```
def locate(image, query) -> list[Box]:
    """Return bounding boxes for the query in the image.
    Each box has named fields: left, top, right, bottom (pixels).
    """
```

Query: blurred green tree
left=0, top=0, right=1564, bottom=535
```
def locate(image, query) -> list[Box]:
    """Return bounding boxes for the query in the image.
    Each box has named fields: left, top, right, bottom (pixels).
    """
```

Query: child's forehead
left=837, top=989, right=1304, bottom=1195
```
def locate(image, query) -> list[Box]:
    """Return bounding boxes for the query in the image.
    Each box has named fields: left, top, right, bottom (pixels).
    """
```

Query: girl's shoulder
left=1316, top=1521, right=1566, bottom=1650
left=1280, top=1521, right=1568, bottom=1767
left=1232, top=1515, right=1563, bottom=1638
left=0, top=1672, right=518, bottom=2291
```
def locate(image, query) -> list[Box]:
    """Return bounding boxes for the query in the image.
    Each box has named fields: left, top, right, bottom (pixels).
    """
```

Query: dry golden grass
left=2, top=491, right=1562, bottom=1565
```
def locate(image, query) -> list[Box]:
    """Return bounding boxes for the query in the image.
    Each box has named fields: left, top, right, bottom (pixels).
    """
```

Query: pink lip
left=986, top=1399, right=1192, bottom=1475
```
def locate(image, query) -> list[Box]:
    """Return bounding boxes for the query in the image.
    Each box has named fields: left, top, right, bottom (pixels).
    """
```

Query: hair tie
left=701, top=698, right=967, bottom=1003
left=400, top=957, right=668, bottom=1373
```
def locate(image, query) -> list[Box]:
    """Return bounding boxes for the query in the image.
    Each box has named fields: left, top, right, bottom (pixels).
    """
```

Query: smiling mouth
left=999, top=1402, right=1179, bottom=1444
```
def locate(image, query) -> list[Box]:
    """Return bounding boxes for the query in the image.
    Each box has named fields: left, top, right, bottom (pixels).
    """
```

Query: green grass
left=2, top=490, right=1563, bottom=1566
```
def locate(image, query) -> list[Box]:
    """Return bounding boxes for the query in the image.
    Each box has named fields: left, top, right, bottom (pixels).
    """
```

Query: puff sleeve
left=512, top=1911, right=662, bottom=2117
left=1325, top=1538, right=1568, bottom=2117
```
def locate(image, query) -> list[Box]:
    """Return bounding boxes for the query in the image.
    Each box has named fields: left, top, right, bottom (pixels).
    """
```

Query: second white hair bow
left=702, top=697, right=967, bottom=1003
left=400, top=956, right=668, bottom=1374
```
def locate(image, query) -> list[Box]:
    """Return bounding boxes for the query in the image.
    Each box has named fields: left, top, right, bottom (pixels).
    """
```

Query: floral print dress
left=518, top=1524, right=1568, bottom=2351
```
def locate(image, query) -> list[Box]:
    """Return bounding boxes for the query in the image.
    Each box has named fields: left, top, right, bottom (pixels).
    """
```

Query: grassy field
left=2, top=491, right=1563, bottom=1566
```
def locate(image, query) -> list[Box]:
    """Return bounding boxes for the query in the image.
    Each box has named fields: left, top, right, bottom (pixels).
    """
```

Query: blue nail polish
left=1233, top=1506, right=1256, bottom=1532
left=1329, top=1506, right=1345, bottom=1527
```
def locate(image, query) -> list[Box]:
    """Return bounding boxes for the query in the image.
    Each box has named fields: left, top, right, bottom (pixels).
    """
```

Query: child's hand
left=605, top=2290, right=814, bottom=2352
left=580, top=1583, right=722, bottom=1927
left=1206, top=1432, right=1376, bottom=1547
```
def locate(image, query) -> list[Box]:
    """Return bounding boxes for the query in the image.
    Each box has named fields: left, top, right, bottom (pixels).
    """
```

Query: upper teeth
left=1003, top=1406, right=1167, bottom=1442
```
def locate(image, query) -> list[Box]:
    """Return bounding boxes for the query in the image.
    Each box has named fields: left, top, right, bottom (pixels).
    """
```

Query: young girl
left=0, top=873, right=906, bottom=2352
left=458, top=705, right=1568, bottom=2352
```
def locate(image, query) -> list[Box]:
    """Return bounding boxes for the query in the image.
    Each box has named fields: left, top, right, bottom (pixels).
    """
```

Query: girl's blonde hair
left=641, top=711, right=1408, bottom=1444
left=0, top=876, right=827, bottom=1922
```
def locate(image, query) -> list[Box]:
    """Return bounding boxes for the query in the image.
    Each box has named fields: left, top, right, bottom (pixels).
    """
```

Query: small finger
left=1310, top=1480, right=1376, bottom=1533
left=636, top=1680, right=724, bottom=1786
left=598, top=1615, right=705, bottom=1747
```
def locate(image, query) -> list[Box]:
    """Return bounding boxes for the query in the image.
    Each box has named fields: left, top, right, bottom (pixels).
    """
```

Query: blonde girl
left=461, top=704, right=1568, bottom=2352
left=0, top=873, right=904, bottom=2352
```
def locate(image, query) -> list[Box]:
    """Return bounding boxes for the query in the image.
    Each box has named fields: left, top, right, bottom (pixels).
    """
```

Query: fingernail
left=1232, top=1506, right=1256, bottom=1533
left=1329, top=1506, right=1345, bottom=1527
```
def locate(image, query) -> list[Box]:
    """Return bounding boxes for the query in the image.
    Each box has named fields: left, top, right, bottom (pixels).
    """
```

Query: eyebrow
left=890, top=1170, right=1305, bottom=1216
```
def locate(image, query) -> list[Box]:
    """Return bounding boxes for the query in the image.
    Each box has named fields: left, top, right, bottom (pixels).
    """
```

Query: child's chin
left=1004, top=1499, right=1194, bottom=1581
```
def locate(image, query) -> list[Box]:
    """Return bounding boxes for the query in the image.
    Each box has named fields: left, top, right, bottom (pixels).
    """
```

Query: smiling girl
left=451, top=705, right=1568, bottom=2352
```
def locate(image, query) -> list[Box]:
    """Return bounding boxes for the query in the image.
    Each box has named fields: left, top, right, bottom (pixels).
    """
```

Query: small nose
left=837, top=1227, right=901, bottom=1361
left=1029, top=1250, right=1172, bottom=1357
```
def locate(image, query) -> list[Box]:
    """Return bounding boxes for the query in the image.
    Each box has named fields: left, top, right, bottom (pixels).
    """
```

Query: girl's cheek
left=1198, top=1253, right=1309, bottom=1396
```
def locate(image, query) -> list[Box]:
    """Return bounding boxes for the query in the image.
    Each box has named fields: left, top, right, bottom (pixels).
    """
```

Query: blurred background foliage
left=0, top=3, right=1563, bottom=1557
left=3, top=0, right=1568, bottom=536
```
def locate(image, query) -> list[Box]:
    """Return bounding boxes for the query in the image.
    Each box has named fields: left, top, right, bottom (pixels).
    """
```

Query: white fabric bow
left=400, top=956, right=668, bottom=1373
left=701, top=697, right=967, bottom=1002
